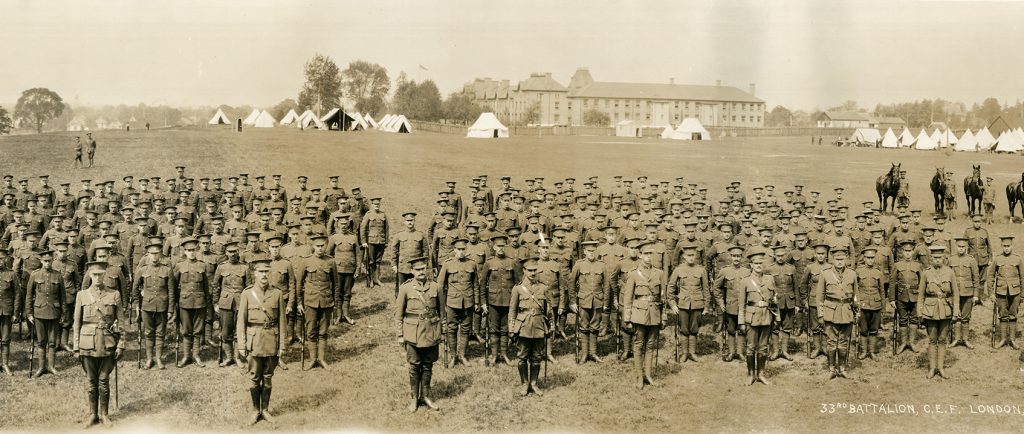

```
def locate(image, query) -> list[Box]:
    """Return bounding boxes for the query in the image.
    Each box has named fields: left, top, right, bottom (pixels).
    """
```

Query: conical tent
left=253, top=110, right=276, bottom=128
left=364, top=114, right=378, bottom=129
left=349, top=112, right=368, bottom=131
left=942, top=129, right=958, bottom=145
left=851, top=128, right=881, bottom=145
left=391, top=115, right=412, bottom=133
left=975, top=127, right=996, bottom=150
left=930, top=129, right=946, bottom=148
left=660, top=125, right=675, bottom=139
left=913, top=130, right=937, bottom=150
left=298, top=110, right=325, bottom=129
left=1014, top=127, right=1024, bottom=144
left=672, top=118, right=712, bottom=140
left=954, top=129, right=977, bottom=152
left=880, top=128, right=898, bottom=148
left=320, top=108, right=355, bottom=131
left=208, top=108, right=231, bottom=125
left=994, top=131, right=1022, bottom=153
left=242, top=109, right=261, bottom=125
left=279, top=109, right=299, bottom=125
left=898, top=128, right=916, bottom=147
left=378, top=114, right=394, bottom=130
left=467, top=112, right=509, bottom=138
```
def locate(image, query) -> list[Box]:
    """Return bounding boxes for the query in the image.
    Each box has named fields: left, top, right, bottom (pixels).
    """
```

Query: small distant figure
left=86, top=132, right=97, bottom=168
left=126, top=124, right=130, bottom=132
left=73, top=136, right=83, bottom=168
left=983, top=177, right=996, bottom=224
left=145, top=122, right=150, bottom=131
left=818, top=137, right=823, bottom=146
left=811, top=136, right=815, bottom=145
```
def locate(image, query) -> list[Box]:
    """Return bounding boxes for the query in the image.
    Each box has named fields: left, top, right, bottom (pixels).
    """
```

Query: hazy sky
left=2, top=0, right=1023, bottom=111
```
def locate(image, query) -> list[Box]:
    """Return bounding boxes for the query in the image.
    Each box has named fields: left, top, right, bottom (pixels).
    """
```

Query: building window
left=674, top=102, right=679, bottom=109
left=674, top=115, right=679, bottom=120
left=554, top=114, right=560, bottom=122
left=733, top=103, right=739, bottom=110
left=554, top=102, right=560, bottom=110
left=757, top=116, right=762, bottom=123
left=614, top=100, right=619, bottom=108
left=741, top=115, right=746, bottom=122
left=732, top=116, right=736, bottom=122
left=646, top=114, right=651, bottom=120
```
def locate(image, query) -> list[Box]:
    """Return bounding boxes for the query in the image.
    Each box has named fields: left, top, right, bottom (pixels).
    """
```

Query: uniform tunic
left=949, top=254, right=979, bottom=322
left=667, top=262, right=710, bottom=334
left=396, top=278, right=442, bottom=366
left=568, top=258, right=612, bottom=333
left=237, top=284, right=285, bottom=390
left=986, top=252, right=1023, bottom=322
left=917, top=267, right=960, bottom=321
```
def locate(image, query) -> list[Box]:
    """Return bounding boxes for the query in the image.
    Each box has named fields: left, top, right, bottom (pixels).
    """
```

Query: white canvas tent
left=954, top=129, right=978, bottom=152
left=390, top=115, right=412, bottom=133
left=242, top=109, right=261, bottom=126
left=378, top=114, right=394, bottom=130
left=672, top=118, right=712, bottom=140
left=208, top=109, right=231, bottom=125
left=975, top=127, right=996, bottom=150
left=279, top=109, right=299, bottom=126
left=615, top=120, right=639, bottom=137
left=1014, top=127, right=1024, bottom=144
left=913, top=130, right=937, bottom=150
left=880, top=128, right=898, bottom=148
left=253, top=110, right=276, bottom=128
left=467, top=112, right=509, bottom=138
left=851, top=128, right=881, bottom=145
left=364, top=114, right=378, bottom=129
left=660, top=125, right=675, bottom=139
left=898, top=128, right=916, bottom=147
left=929, top=129, right=945, bottom=148
left=993, top=131, right=1023, bottom=153
left=298, top=110, right=325, bottom=129
left=349, top=112, right=368, bottom=131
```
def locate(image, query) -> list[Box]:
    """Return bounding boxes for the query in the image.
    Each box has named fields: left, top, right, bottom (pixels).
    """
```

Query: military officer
left=738, top=247, right=776, bottom=385
left=479, top=235, right=519, bottom=365
left=435, top=238, right=477, bottom=366
left=174, top=237, right=210, bottom=367
left=534, top=238, right=564, bottom=362
left=667, top=243, right=710, bottom=363
left=134, top=240, right=176, bottom=369
left=767, top=243, right=798, bottom=361
left=892, top=240, right=923, bottom=353
left=0, top=248, right=19, bottom=374
left=327, top=213, right=360, bottom=324
left=391, top=211, right=429, bottom=297
left=73, top=261, right=125, bottom=427
left=714, top=245, right=749, bottom=362
left=395, top=256, right=442, bottom=412
left=359, top=197, right=389, bottom=288
left=815, top=247, right=857, bottom=379
left=986, top=235, right=1023, bottom=349
left=508, top=259, right=549, bottom=396
left=917, top=245, right=959, bottom=379
left=213, top=242, right=249, bottom=366
left=26, top=249, right=65, bottom=377
left=964, top=214, right=991, bottom=300
left=948, top=237, right=979, bottom=349
left=854, top=247, right=886, bottom=360
left=568, top=241, right=612, bottom=363
left=622, top=241, right=666, bottom=389
left=294, top=234, right=337, bottom=369
left=236, top=258, right=286, bottom=424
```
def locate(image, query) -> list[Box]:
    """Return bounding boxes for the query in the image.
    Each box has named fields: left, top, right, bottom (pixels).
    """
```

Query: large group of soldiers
left=2, top=169, right=1024, bottom=425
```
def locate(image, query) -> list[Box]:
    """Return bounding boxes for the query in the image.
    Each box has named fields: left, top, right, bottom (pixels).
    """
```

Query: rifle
left=673, top=319, right=680, bottom=363
left=482, top=305, right=490, bottom=359
left=992, top=294, right=998, bottom=348
left=543, top=314, right=549, bottom=381
left=893, top=307, right=899, bottom=356
left=28, top=331, right=35, bottom=378
left=849, top=308, right=858, bottom=367
left=574, top=293, right=581, bottom=364
left=394, top=251, right=401, bottom=299
left=175, top=315, right=180, bottom=364
left=137, top=311, right=143, bottom=369
left=300, top=313, right=305, bottom=368
left=442, top=323, right=449, bottom=369
left=114, top=358, right=119, bottom=409
left=654, top=323, right=661, bottom=365
left=805, top=306, right=812, bottom=356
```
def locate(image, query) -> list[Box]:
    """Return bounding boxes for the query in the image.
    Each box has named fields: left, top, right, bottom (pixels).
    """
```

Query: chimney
left=669, top=77, right=675, bottom=85
left=749, top=83, right=756, bottom=95
left=716, top=80, right=721, bottom=87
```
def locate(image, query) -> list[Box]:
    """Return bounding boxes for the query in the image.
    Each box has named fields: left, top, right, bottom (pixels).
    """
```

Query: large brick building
left=463, top=67, right=765, bottom=128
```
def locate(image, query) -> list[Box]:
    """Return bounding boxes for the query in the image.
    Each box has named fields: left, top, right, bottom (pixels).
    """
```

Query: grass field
left=3, top=127, right=1024, bottom=433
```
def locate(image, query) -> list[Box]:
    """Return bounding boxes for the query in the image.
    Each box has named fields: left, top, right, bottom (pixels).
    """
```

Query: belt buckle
left=757, top=301, right=768, bottom=307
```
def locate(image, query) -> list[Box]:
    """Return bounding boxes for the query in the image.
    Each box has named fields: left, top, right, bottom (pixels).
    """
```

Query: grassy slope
left=1, top=128, right=1023, bottom=432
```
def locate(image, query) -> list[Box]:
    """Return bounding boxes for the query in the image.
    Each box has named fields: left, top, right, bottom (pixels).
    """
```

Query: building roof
left=518, top=73, right=567, bottom=92
left=989, top=114, right=1024, bottom=137
left=569, top=81, right=762, bottom=103
left=820, top=111, right=871, bottom=122
left=873, top=116, right=906, bottom=125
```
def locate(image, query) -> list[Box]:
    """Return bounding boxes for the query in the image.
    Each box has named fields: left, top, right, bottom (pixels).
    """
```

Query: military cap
left=86, top=261, right=109, bottom=273
left=506, top=226, right=523, bottom=234
left=251, top=259, right=273, bottom=272
left=38, top=250, right=54, bottom=259
left=452, top=238, right=469, bottom=248
left=746, top=247, right=768, bottom=260
left=726, top=245, right=745, bottom=254
left=490, top=235, right=508, bottom=245
left=145, top=240, right=163, bottom=250
left=551, top=227, right=568, bottom=236
left=408, top=256, right=430, bottom=269
left=928, top=245, right=946, bottom=253
left=535, top=237, right=550, bottom=247
left=813, top=241, right=830, bottom=251
left=953, top=237, right=968, bottom=243
left=523, top=260, right=540, bottom=271
left=999, top=235, right=1015, bottom=241
left=831, top=247, right=850, bottom=257
left=265, top=235, right=285, bottom=247
left=224, top=242, right=240, bottom=252
left=102, top=233, right=119, bottom=241
left=898, top=240, right=916, bottom=248
left=181, top=237, right=199, bottom=249
left=861, top=247, right=877, bottom=256
left=581, top=240, right=600, bottom=249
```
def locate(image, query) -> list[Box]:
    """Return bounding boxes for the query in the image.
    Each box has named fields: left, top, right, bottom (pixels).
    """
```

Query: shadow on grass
left=352, top=300, right=389, bottom=318
left=326, top=340, right=380, bottom=363
left=119, top=389, right=193, bottom=416
left=540, top=369, right=576, bottom=390
left=275, top=387, right=344, bottom=415
left=433, top=372, right=473, bottom=399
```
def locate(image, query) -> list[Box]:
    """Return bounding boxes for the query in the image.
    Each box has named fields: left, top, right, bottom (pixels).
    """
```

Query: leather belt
left=746, top=301, right=769, bottom=307
left=826, top=296, right=853, bottom=303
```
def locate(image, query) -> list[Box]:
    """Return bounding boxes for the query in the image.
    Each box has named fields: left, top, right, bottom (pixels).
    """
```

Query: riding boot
left=769, top=334, right=780, bottom=361
left=219, top=343, right=234, bottom=367
left=724, top=335, right=735, bottom=362
left=756, top=354, right=771, bottom=385
left=456, top=332, right=469, bottom=365
left=746, top=354, right=755, bottom=385
left=144, top=341, right=155, bottom=369
left=643, top=349, right=656, bottom=387
left=1009, top=321, right=1019, bottom=349
left=316, top=340, right=329, bottom=368
left=177, top=338, right=192, bottom=368
left=261, top=387, right=275, bottom=422
left=926, top=345, right=936, bottom=379
left=995, top=323, right=1007, bottom=349
left=249, top=387, right=262, bottom=424
left=98, top=381, right=112, bottom=426
left=421, top=365, right=439, bottom=410
left=407, top=367, right=420, bottom=413
left=154, top=339, right=165, bottom=370
left=687, top=335, right=698, bottom=362
left=827, top=351, right=837, bottom=380
left=0, top=344, right=11, bottom=375
left=937, top=344, right=949, bottom=378
left=518, top=360, right=528, bottom=385
left=857, top=337, right=868, bottom=360
left=193, top=339, right=206, bottom=367
left=622, top=330, right=634, bottom=360
left=343, top=300, right=356, bottom=325
left=85, top=386, right=99, bottom=428
left=499, top=336, right=511, bottom=365
left=779, top=333, right=793, bottom=361
left=520, top=361, right=532, bottom=396
left=962, top=323, right=974, bottom=349
left=837, top=349, right=848, bottom=378
left=529, top=362, right=544, bottom=396
left=588, top=334, right=603, bottom=363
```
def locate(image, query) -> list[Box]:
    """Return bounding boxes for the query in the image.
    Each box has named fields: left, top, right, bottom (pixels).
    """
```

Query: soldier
left=949, top=237, right=980, bottom=349
left=534, top=237, right=564, bottom=363
left=917, top=245, right=959, bottom=379
left=294, top=234, right=337, bottom=369
left=174, top=237, right=210, bottom=367
left=855, top=247, right=886, bottom=360
left=987, top=235, right=1023, bottom=349
left=0, top=248, right=18, bottom=374
left=815, top=247, right=857, bottom=379
left=738, top=247, right=776, bottom=385
left=983, top=177, right=996, bottom=224
left=568, top=241, right=612, bottom=363
left=213, top=242, right=249, bottom=367
left=964, top=214, right=990, bottom=300
left=714, top=245, right=749, bottom=361
left=801, top=242, right=831, bottom=358
left=767, top=244, right=798, bottom=361
left=391, top=212, right=429, bottom=296
left=73, top=261, right=125, bottom=427
left=435, top=238, right=477, bottom=366
left=479, top=235, right=519, bottom=366
left=892, top=240, right=923, bottom=353
left=359, top=197, right=388, bottom=288
left=134, top=240, right=176, bottom=369
left=667, top=243, right=710, bottom=363
left=396, top=256, right=442, bottom=411
left=509, top=259, right=549, bottom=396
left=27, top=248, right=66, bottom=377
left=622, top=241, right=666, bottom=389
left=236, top=258, right=286, bottom=425
left=328, top=213, right=360, bottom=324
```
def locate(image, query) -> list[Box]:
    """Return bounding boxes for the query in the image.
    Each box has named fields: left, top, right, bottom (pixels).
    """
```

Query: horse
left=876, top=163, right=900, bottom=213
left=930, top=167, right=946, bottom=216
left=964, top=164, right=984, bottom=216
left=1006, top=172, right=1024, bottom=221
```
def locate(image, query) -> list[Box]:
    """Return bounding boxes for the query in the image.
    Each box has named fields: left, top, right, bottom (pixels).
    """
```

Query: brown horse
left=876, top=163, right=900, bottom=213
left=930, top=167, right=945, bottom=216
left=964, top=164, right=983, bottom=216
left=1007, top=172, right=1024, bottom=221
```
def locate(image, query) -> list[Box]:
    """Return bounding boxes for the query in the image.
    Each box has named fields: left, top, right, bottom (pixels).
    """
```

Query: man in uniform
left=294, top=234, right=337, bottom=369
left=917, top=245, right=959, bottom=379
left=892, top=240, right=923, bottom=353
left=391, top=212, right=429, bottom=297
left=213, top=242, right=249, bottom=367
left=359, top=198, right=388, bottom=288
left=534, top=237, right=564, bottom=363
left=987, top=235, right=1023, bottom=349
left=86, top=133, right=97, bottom=168
left=738, top=247, right=777, bottom=385
left=949, top=237, right=980, bottom=349
left=27, top=249, right=66, bottom=377
left=569, top=241, right=612, bottom=363
left=72, top=261, right=125, bottom=427
left=800, top=242, right=831, bottom=358
left=328, top=214, right=360, bottom=324
left=479, top=235, right=519, bottom=366
left=855, top=247, right=886, bottom=360
left=667, top=243, right=710, bottom=363
left=964, top=214, right=991, bottom=300
left=621, top=241, right=666, bottom=389
left=508, top=259, right=549, bottom=396
left=0, top=248, right=19, bottom=374
left=134, top=240, right=176, bottom=369
left=395, top=256, right=442, bottom=411
left=236, top=258, right=286, bottom=424
left=435, top=238, right=477, bottom=366
left=767, top=244, right=798, bottom=361
left=714, top=245, right=749, bottom=361
left=815, top=247, right=857, bottom=379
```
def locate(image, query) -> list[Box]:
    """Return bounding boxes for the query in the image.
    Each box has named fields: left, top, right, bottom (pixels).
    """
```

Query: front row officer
left=395, top=256, right=442, bottom=413
left=509, top=259, right=548, bottom=397
left=236, top=259, right=285, bottom=425
left=622, top=241, right=665, bottom=390
left=73, top=261, right=125, bottom=428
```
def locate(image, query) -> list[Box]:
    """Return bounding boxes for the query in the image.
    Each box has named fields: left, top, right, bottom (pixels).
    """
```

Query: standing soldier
left=667, top=243, right=710, bottom=363
left=855, top=247, right=886, bottom=360
left=395, top=256, right=442, bottom=412
left=27, top=249, right=66, bottom=377
left=892, top=240, right=923, bottom=353
left=815, top=247, right=857, bottom=379
left=479, top=235, right=519, bottom=366
left=174, top=238, right=210, bottom=367
left=86, top=133, right=97, bottom=168
left=213, top=242, right=249, bottom=367
left=983, top=178, right=996, bottom=224
left=0, top=248, right=19, bottom=374
left=737, top=247, right=776, bottom=385
left=294, top=234, right=337, bottom=370
left=714, top=245, right=749, bottom=362
left=53, top=242, right=80, bottom=352
left=534, top=237, right=564, bottom=363
left=391, top=212, right=429, bottom=297
left=987, top=235, right=1023, bottom=349
left=134, top=240, right=176, bottom=369
left=767, top=244, right=798, bottom=361
left=359, top=198, right=388, bottom=288
left=236, top=259, right=286, bottom=425
left=569, top=241, right=612, bottom=363
left=508, top=259, right=549, bottom=396
left=72, top=261, right=125, bottom=427
left=435, top=238, right=477, bottom=366
left=964, top=214, right=990, bottom=300
left=73, top=137, right=84, bottom=168
left=917, top=245, right=959, bottom=379
left=621, top=241, right=666, bottom=389
left=801, top=242, right=831, bottom=358
left=328, top=214, right=360, bottom=324
left=948, top=237, right=980, bottom=349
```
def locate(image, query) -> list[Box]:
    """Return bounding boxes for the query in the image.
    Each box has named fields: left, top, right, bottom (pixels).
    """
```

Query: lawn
left=2, top=127, right=1024, bottom=432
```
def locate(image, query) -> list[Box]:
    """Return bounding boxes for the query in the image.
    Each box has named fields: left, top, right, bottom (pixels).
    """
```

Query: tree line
left=765, top=97, right=1020, bottom=130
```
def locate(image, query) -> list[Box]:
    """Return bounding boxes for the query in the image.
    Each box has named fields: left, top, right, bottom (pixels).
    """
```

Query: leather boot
left=456, top=332, right=469, bottom=366
left=177, top=338, right=192, bottom=368
left=193, top=340, right=206, bottom=367
left=926, top=345, right=937, bottom=379
left=814, top=334, right=827, bottom=358
left=633, top=347, right=645, bottom=389
left=233, top=342, right=244, bottom=367
left=248, top=388, right=262, bottom=424
left=155, top=339, right=165, bottom=370
left=484, top=335, right=496, bottom=366
left=723, top=335, right=734, bottom=362
left=1, top=344, right=11, bottom=376
left=557, top=314, right=569, bottom=340
left=769, top=334, right=780, bottom=361
left=837, top=349, right=848, bottom=378
left=316, top=341, right=329, bottom=368
left=261, top=387, right=275, bottom=422
left=644, top=347, right=657, bottom=387
left=936, top=344, right=948, bottom=378
left=530, top=362, right=544, bottom=396
left=857, top=337, right=868, bottom=360
left=85, top=387, right=100, bottom=428
left=219, top=343, right=234, bottom=367
left=598, top=312, right=608, bottom=337
left=779, top=333, right=793, bottom=361
left=756, top=354, right=771, bottom=385
left=408, top=367, right=420, bottom=412
left=206, top=325, right=217, bottom=347
left=286, top=317, right=297, bottom=344
left=32, top=343, right=46, bottom=378
left=60, top=328, right=72, bottom=352
left=950, top=323, right=962, bottom=348
left=1009, top=322, right=1020, bottom=349
left=45, top=346, right=57, bottom=374
left=687, top=335, right=698, bottom=362
left=520, top=362, right=531, bottom=396
left=545, top=338, right=557, bottom=364
left=907, top=326, right=919, bottom=352
left=421, top=366, right=439, bottom=410
left=588, top=334, right=603, bottom=363
left=827, top=351, right=837, bottom=380
left=518, top=360, right=528, bottom=384
left=579, top=333, right=589, bottom=364
left=746, top=354, right=756, bottom=385
left=499, top=336, right=511, bottom=365
left=995, top=323, right=1007, bottom=349
left=678, top=335, right=689, bottom=362
left=961, top=323, right=974, bottom=349
left=622, top=330, right=634, bottom=361
left=343, top=300, right=356, bottom=325
left=736, top=334, right=747, bottom=361
left=98, top=381, right=112, bottom=426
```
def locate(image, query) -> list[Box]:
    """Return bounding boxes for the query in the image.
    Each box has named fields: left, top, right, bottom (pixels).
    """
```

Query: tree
left=14, top=88, right=64, bottom=133
left=297, top=53, right=342, bottom=116
left=523, top=102, right=541, bottom=125
left=441, top=92, right=484, bottom=124
left=0, top=107, right=11, bottom=135
left=765, top=105, right=793, bottom=127
left=270, top=98, right=298, bottom=121
left=341, top=60, right=390, bottom=117
left=392, top=79, right=443, bottom=122
left=976, top=97, right=1002, bottom=124
left=582, top=109, right=610, bottom=127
